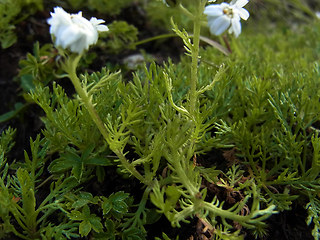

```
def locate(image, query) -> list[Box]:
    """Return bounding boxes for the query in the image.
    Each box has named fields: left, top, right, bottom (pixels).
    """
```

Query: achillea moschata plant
left=1, top=0, right=320, bottom=239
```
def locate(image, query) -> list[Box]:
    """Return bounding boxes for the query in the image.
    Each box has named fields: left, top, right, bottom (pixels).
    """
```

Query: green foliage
left=88, top=0, right=132, bottom=15
left=0, top=127, right=16, bottom=158
left=48, top=145, right=113, bottom=182
left=24, top=20, right=320, bottom=238
left=69, top=205, right=104, bottom=236
left=103, top=21, right=138, bottom=54
left=67, top=0, right=132, bottom=15
left=0, top=42, right=58, bottom=124
left=0, top=102, right=28, bottom=123
left=30, top=69, right=121, bottom=154
left=205, top=21, right=320, bottom=238
left=306, top=196, right=320, bottom=239
left=0, top=132, right=142, bottom=239
left=3, top=1, right=320, bottom=239
left=0, top=135, right=80, bottom=239
left=64, top=190, right=145, bottom=239
left=145, top=0, right=195, bottom=33
left=246, top=0, right=318, bottom=25
left=155, top=232, right=179, bottom=240
left=101, top=192, right=129, bottom=220
left=18, top=42, right=57, bottom=92
left=0, top=0, right=43, bottom=48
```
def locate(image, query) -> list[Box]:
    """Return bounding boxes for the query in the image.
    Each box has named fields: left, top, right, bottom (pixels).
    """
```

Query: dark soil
left=0, top=3, right=316, bottom=240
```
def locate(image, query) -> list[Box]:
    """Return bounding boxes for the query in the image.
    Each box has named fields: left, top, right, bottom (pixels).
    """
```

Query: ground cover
left=1, top=0, right=320, bottom=239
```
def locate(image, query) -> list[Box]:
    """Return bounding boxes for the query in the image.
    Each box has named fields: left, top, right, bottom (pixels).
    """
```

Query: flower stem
left=134, top=33, right=177, bottom=46
left=189, top=1, right=204, bottom=116
left=190, top=10, right=201, bottom=116
left=114, top=149, right=147, bottom=184
left=135, top=33, right=230, bottom=56
left=65, top=55, right=146, bottom=184
left=173, top=151, right=199, bottom=196
left=68, top=66, right=110, bottom=143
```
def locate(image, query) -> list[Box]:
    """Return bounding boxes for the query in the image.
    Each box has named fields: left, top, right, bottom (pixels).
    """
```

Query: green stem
left=246, top=148, right=259, bottom=177
left=201, top=199, right=274, bottom=227
left=10, top=225, right=29, bottom=240
left=11, top=210, right=29, bottom=232
left=67, top=55, right=110, bottom=143
left=134, top=33, right=177, bottom=46
left=135, top=34, right=230, bottom=56
left=36, top=175, right=54, bottom=189
left=175, top=165, right=198, bottom=197
left=65, top=55, right=146, bottom=184
left=178, top=3, right=194, bottom=19
left=301, top=129, right=307, bottom=174
left=114, top=149, right=147, bottom=184
left=189, top=3, right=201, bottom=116
left=132, top=186, right=151, bottom=228
left=164, top=73, right=191, bottom=117
left=170, top=150, right=198, bottom=197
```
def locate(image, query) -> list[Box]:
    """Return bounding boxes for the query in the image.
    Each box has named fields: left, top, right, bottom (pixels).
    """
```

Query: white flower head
left=47, top=7, right=109, bottom=54
left=204, top=0, right=250, bottom=37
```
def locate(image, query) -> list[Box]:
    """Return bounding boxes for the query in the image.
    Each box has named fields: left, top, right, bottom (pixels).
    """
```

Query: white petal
left=90, top=17, right=104, bottom=25
left=233, top=0, right=249, bottom=8
left=235, top=8, right=250, bottom=20
left=52, top=7, right=70, bottom=19
left=209, top=15, right=231, bottom=35
left=70, top=38, right=88, bottom=53
left=96, top=25, right=109, bottom=32
left=207, top=16, right=219, bottom=23
left=232, top=13, right=241, bottom=22
left=72, top=15, right=94, bottom=32
left=86, top=31, right=98, bottom=45
left=220, top=3, right=230, bottom=8
left=58, top=26, right=81, bottom=48
left=48, top=7, right=72, bottom=34
left=55, top=26, right=69, bottom=46
left=90, top=17, right=109, bottom=32
left=75, top=11, right=83, bottom=17
left=204, top=5, right=223, bottom=17
left=231, top=18, right=241, bottom=37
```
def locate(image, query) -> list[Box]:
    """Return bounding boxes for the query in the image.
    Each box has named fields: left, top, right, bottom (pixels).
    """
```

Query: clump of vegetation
left=1, top=0, right=320, bottom=239
left=0, top=0, right=43, bottom=49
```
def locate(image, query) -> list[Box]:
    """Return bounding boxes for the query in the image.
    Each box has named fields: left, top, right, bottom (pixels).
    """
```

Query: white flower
left=47, top=7, right=109, bottom=54
left=316, top=11, right=320, bottom=19
left=204, top=0, right=250, bottom=37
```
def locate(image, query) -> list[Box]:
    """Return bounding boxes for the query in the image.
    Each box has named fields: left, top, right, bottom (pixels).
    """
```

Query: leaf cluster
left=102, top=21, right=138, bottom=54
left=0, top=133, right=80, bottom=239
left=0, top=131, right=145, bottom=239
left=3, top=4, right=320, bottom=240
left=202, top=20, right=320, bottom=237
left=0, top=0, right=43, bottom=49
